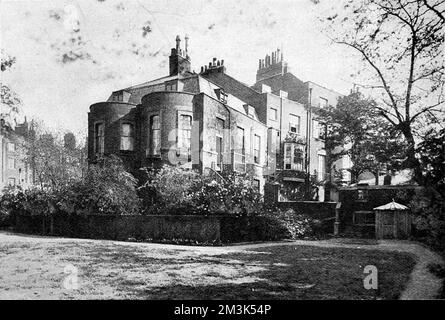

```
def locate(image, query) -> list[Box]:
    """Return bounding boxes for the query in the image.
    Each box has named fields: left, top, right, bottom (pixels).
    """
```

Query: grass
left=0, top=234, right=415, bottom=299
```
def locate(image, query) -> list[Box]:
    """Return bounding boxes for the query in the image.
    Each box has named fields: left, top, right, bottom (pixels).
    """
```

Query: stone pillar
left=264, top=183, right=280, bottom=206
left=334, top=202, right=341, bottom=236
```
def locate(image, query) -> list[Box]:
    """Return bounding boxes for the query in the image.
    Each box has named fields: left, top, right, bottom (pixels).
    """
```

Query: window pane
left=151, top=115, right=160, bottom=129
left=8, top=158, right=15, bottom=169
left=320, top=97, right=328, bottom=108
left=236, top=127, right=245, bottom=154
left=7, top=143, right=15, bottom=152
left=216, top=118, right=224, bottom=135
left=120, top=124, right=134, bottom=151
left=122, top=123, right=133, bottom=136
left=270, top=108, right=278, bottom=120
left=150, top=115, right=161, bottom=155
left=318, top=155, right=326, bottom=180
left=254, top=135, right=260, bottom=164
left=121, top=137, right=134, bottom=151
left=289, top=115, right=300, bottom=133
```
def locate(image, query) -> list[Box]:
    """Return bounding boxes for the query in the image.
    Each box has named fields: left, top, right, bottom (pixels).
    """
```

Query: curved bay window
left=150, top=115, right=161, bottom=156
left=120, top=123, right=134, bottom=151
left=284, top=143, right=304, bottom=171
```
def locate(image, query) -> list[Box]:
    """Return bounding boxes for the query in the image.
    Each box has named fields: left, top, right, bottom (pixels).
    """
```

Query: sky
left=1, top=0, right=357, bottom=138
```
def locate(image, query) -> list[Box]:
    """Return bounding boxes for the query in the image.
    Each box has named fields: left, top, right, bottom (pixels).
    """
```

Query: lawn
left=0, top=233, right=415, bottom=299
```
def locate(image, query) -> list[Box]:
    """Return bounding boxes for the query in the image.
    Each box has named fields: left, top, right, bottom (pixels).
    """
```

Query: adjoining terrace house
left=88, top=36, right=346, bottom=199
left=0, top=118, right=34, bottom=191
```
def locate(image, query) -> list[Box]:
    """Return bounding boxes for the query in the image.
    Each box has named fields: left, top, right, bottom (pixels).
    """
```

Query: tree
left=319, top=91, right=406, bottom=184
left=316, top=0, right=445, bottom=185
left=1, top=50, right=22, bottom=128
left=25, top=121, right=86, bottom=189
left=416, top=127, right=445, bottom=191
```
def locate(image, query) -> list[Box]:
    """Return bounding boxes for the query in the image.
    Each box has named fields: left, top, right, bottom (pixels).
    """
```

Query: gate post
left=334, top=202, right=341, bottom=236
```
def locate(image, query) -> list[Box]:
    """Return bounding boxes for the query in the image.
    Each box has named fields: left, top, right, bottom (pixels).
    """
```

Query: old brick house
left=200, top=49, right=347, bottom=200
left=88, top=37, right=347, bottom=198
left=88, top=36, right=267, bottom=191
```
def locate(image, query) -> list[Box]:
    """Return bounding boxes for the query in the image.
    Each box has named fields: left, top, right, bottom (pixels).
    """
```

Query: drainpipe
left=221, top=101, right=231, bottom=171
left=306, top=87, right=313, bottom=198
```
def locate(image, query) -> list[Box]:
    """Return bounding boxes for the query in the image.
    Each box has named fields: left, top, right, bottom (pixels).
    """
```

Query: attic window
left=214, top=89, right=227, bottom=104
left=115, top=92, right=123, bottom=102
left=165, top=82, right=177, bottom=91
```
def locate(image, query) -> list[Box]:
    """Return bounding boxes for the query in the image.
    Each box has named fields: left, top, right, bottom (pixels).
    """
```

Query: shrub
left=0, top=156, right=141, bottom=218
left=141, top=166, right=264, bottom=216
left=260, top=208, right=314, bottom=239
left=411, top=187, right=445, bottom=252
left=57, top=155, right=141, bottom=215
left=191, top=171, right=263, bottom=216
left=140, top=165, right=202, bottom=214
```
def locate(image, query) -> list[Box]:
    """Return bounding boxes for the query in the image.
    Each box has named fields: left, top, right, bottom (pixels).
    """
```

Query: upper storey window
left=120, top=123, right=135, bottom=151
left=284, top=143, right=304, bottom=171
left=319, top=97, right=328, bottom=108
left=178, top=114, right=192, bottom=160
left=7, top=142, right=15, bottom=152
left=165, top=82, right=177, bottom=91
left=313, top=120, right=326, bottom=140
left=112, top=92, right=123, bottom=102
left=270, top=108, right=278, bottom=121
left=253, top=134, right=261, bottom=164
left=94, top=122, right=104, bottom=155
left=150, top=115, right=161, bottom=156
left=289, top=114, right=300, bottom=134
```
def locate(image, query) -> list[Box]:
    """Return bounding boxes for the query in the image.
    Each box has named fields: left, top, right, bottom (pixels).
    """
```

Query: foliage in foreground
left=140, top=165, right=264, bottom=216
left=0, top=156, right=140, bottom=218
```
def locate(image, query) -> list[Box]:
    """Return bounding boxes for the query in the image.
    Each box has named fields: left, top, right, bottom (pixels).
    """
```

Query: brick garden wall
left=338, top=185, right=422, bottom=226
left=11, top=214, right=292, bottom=243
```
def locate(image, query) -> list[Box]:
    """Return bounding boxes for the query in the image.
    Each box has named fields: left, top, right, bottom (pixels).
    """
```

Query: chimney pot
left=221, top=59, right=224, bottom=65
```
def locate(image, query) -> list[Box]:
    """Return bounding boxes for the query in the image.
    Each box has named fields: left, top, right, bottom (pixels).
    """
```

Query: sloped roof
left=374, top=200, right=409, bottom=211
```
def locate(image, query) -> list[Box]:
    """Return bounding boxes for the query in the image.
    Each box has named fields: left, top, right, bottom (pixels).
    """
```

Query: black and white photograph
left=0, top=0, right=444, bottom=306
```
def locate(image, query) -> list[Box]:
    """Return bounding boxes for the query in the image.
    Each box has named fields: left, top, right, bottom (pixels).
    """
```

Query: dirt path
left=0, top=232, right=442, bottom=299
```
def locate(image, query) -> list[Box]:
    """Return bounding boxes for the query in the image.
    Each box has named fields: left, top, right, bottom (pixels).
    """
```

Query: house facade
left=0, top=120, right=33, bottom=191
left=88, top=37, right=347, bottom=199
left=88, top=36, right=268, bottom=191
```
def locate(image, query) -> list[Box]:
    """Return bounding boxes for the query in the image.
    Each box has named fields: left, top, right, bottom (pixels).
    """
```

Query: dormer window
left=114, top=92, right=123, bottom=102
left=113, top=91, right=127, bottom=102
left=214, top=88, right=227, bottom=104
left=165, top=82, right=177, bottom=91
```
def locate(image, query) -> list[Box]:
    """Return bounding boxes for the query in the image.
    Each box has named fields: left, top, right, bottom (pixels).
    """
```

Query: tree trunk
left=401, top=125, right=423, bottom=185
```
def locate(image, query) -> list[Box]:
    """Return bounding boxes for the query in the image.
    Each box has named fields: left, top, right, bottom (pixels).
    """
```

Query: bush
left=0, top=156, right=141, bottom=218
left=261, top=208, right=315, bottom=239
left=192, top=171, right=263, bottom=216
left=411, top=187, right=445, bottom=252
left=56, top=156, right=141, bottom=215
left=140, top=165, right=202, bottom=215
left=141, top=166, right=263, bottom=216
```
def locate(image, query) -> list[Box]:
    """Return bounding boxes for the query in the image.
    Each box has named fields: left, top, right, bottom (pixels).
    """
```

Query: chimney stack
left=185, top=35, right=189, bottom=56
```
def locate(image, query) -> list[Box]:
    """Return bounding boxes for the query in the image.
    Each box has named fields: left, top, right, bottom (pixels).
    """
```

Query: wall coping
left=338, top=185, right=422, bottom=191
